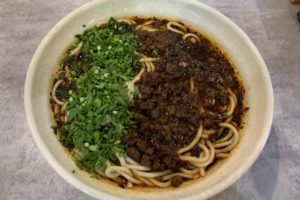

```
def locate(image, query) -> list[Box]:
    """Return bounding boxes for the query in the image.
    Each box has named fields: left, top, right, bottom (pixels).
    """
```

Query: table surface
left=1, top=0, right=300, bottom=199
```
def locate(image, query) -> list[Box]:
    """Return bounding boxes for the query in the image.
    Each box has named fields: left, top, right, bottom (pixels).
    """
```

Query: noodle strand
left=52, top=80, right=65, bottom=105
left=178, top=123, right=203, bottom=154
left=167, top=21, right=187, bottom=35
left=215, top=123, right=240, bottom=153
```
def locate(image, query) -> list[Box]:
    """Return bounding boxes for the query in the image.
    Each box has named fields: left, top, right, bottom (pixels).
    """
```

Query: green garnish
left=60, top=18, right=139, bottom=171
left=151, top=49, right=159, bottom=57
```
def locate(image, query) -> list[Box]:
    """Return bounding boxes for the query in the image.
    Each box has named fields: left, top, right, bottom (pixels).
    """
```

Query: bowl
left=24, top=0, right=273, bottom=199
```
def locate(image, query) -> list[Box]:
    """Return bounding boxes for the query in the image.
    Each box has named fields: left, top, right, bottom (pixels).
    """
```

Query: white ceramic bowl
left=24, top=0, right=273, bottom=199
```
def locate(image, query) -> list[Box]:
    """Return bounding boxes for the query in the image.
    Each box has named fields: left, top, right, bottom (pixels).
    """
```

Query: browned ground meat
left=125, top=20, right=244, bottom=173
left=171, top=176, right=184, bottom=187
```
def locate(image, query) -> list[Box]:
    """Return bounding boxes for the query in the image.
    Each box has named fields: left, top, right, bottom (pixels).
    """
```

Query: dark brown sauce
left=124, top=18, right=247, bottom=176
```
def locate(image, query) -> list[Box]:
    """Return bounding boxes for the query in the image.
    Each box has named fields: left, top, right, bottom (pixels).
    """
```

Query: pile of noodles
left=51, top=18, right=241, bottom=188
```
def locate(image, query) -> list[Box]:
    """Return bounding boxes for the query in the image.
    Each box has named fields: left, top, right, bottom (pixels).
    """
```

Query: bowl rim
left=24, top=0, right=274, bottom=199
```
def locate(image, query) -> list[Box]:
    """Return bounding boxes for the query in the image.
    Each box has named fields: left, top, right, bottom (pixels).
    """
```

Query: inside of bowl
left=25, top=0, right=273, bottom=199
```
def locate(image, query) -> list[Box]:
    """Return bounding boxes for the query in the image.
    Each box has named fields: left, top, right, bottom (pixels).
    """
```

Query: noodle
left=224, top=95, right=236, bottom=117
left=119, top=172, right=143, bottom=184
left=62, top=114, right=67, bottom=123
left=56, top=70, right=65, bottom=79
left=203, top=129, right=217, bottom=135
left=200, top=139, right=205, bottom=145
left=50, top=17, right=245, bottom=188
left=133, top=170, right=172, bottom=178
left=94, top=168, right=106, bottom=177
left=139, top=57, right=158, bottom=62
left=136, top=176, right=155, bottom=186
left=105, top=166, right=133, bottom=178
left=190, top=78, right=195, bottom=92
left=215, top=123, right=240, bottom=153
left=117, top=155, right=151, bottom=171
left=201, top=134, right=209, bottom=139
left=179, top=143, right=210, bottom=163
left=136, top=20, right=154, bottom=29
left=178, top=123, right=203, bottom=154
left=179, top=167, right=199, bottom=175
left=213, top=136, right=234, bottom=148
left=191, top=140, right=215, bottom=168
left=61, top=102, right=67, bottom=112
left=125, top=164, right=150, bottom=171
left=141, top=26, right=157, bottom=32
left=53, top=104, right=59, bottom=115
left=118, top=19, right=137, bottom=25
left=51, top=80, right=64, bottom=105
left=125, top=156, right=140, bottom=165
left=139, top=55, right=156, bottom=72
left=216, top=153, right=230, bottom=158
left=148, top=178, right=171, bottom=188
left=182, top=33, right=200, bottom=43
left=136, top=20, right=157, bottom=32
left=127, top=67, right=145, bottom=96
left=167, top=21, right=187, bottom=35
left=142, top=20, right=154, bottom=26
left=148, top=62, right=155, bottom=72
left=96, top=20, right=107, bottom=27
left=117, top=155, right=127, bottom=166
left=199, top=168, right=206, bottom=177
left=127, top=181, right=133, bottom=188
left=215, top=130, right=233, bottom=143
left=145, top=62, right=152, bottom=72
left=228, top=88, right=238, bottom=105
left=70, top=42, right=83, bottom=56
